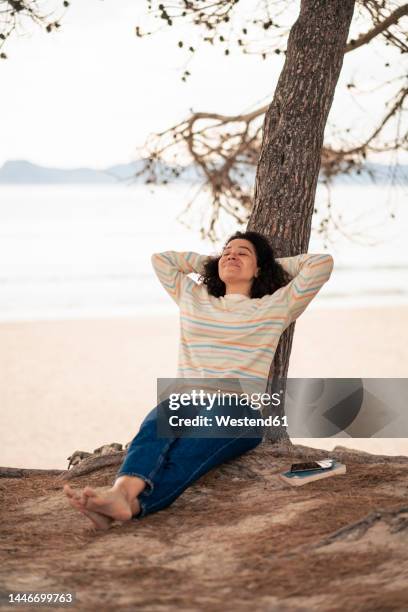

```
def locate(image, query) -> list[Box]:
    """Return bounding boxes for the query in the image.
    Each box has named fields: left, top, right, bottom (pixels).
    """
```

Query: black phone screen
left=290, top=461, right=325, bottom=473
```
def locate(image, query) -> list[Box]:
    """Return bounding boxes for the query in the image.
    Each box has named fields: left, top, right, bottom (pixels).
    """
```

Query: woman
left=64, top=230, right=333, bottom=530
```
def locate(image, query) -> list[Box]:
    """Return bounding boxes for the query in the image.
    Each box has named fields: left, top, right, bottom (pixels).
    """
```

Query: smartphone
left=290, top=459, right=334, bottom=473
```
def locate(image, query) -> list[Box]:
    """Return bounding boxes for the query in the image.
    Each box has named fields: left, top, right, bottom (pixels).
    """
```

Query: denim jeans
left=113, top=396, right=264, bottom=519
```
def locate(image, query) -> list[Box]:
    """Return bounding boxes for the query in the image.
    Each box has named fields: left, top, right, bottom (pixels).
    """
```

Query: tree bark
left=248, top=0, right=355, bottom=441
left=315, top=506, right=408, bottom=546
left=0, top=467, right=64, bottom=478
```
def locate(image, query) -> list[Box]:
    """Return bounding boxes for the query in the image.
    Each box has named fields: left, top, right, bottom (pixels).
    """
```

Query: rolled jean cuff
left=112, top=471, right=154, bottom=496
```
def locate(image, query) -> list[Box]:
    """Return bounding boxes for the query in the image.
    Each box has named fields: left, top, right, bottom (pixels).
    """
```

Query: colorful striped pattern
left=151, top=251, right=333, bottom=382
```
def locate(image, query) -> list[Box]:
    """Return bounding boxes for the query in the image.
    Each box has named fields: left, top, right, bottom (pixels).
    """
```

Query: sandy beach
left=1, top=305, right=408, bottom=470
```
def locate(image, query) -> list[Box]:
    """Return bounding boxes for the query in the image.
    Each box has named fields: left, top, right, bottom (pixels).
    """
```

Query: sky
left=0, top=0, right=406, bottom=169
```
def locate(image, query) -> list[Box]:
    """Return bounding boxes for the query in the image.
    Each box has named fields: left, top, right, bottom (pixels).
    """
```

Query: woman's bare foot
left=77, top=485, right=140, bottom=521
left=64, top=484, right=113, bottom=531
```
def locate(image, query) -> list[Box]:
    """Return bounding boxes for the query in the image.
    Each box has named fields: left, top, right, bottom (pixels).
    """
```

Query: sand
left=3, top=444, right=408, bottom=611
left=1, top=305, right=408, bottom=470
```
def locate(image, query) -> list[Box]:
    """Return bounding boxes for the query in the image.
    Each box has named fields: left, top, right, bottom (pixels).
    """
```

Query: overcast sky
left=0, top=0, right=406, bottom=168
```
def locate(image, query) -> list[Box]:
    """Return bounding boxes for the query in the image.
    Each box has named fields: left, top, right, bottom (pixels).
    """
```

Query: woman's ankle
left=112, top=475, right=146, bottom=500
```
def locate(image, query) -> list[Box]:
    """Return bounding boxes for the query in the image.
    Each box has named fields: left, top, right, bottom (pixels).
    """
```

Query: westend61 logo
left=156, top=378, right=408, bottom=439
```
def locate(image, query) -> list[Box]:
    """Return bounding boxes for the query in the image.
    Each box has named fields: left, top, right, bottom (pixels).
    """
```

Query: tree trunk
left=248, top=0, right=355, bottom=441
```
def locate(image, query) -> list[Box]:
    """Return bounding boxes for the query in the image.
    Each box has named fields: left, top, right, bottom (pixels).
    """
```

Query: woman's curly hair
left=200, top=230, right=290, bottom=299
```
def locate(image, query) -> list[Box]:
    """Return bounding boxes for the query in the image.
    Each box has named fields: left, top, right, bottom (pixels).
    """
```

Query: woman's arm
left=275, top=253, right=334, bottom=326
left=151, top=251, right=209, bottom=305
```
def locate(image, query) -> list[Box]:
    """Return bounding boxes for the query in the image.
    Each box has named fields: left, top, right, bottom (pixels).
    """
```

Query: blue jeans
left=113, top=397, right=263, bottom=519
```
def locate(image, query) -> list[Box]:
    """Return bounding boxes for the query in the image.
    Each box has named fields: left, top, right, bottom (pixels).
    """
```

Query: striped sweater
left=151, top=251, right=333, bottom=388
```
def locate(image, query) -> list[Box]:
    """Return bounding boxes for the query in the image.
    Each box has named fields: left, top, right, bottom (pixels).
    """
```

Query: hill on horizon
left=0, top=158, right=407, bottom=186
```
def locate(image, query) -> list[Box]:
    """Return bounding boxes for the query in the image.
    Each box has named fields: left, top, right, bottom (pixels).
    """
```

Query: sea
left=0, top=181, right=407, bottom=321
left=1, top=181, right=408, bottom=468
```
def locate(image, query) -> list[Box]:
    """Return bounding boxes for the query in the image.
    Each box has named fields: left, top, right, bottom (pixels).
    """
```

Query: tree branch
left=137, top=1, right=408, bottom=241
left=346, top=3, right=408, bottom=52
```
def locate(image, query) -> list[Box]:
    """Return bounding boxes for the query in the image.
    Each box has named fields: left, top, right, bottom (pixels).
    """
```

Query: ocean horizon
left=0, top=182, right=407, bottom=322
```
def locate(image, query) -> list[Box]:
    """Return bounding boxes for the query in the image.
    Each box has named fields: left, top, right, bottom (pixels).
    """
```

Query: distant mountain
left=0, top=159, right=406, bottom=185
left=234, top=163, right=408, bottom=187
left=0, top=160, right=123, bottom=184
left=330, top=163, right=408, bottom=186
left=0, top=159, right=203, bottom=185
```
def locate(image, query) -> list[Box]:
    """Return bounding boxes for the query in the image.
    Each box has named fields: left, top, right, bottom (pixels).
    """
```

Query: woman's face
left=218, top=239, right=260, bottom=285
